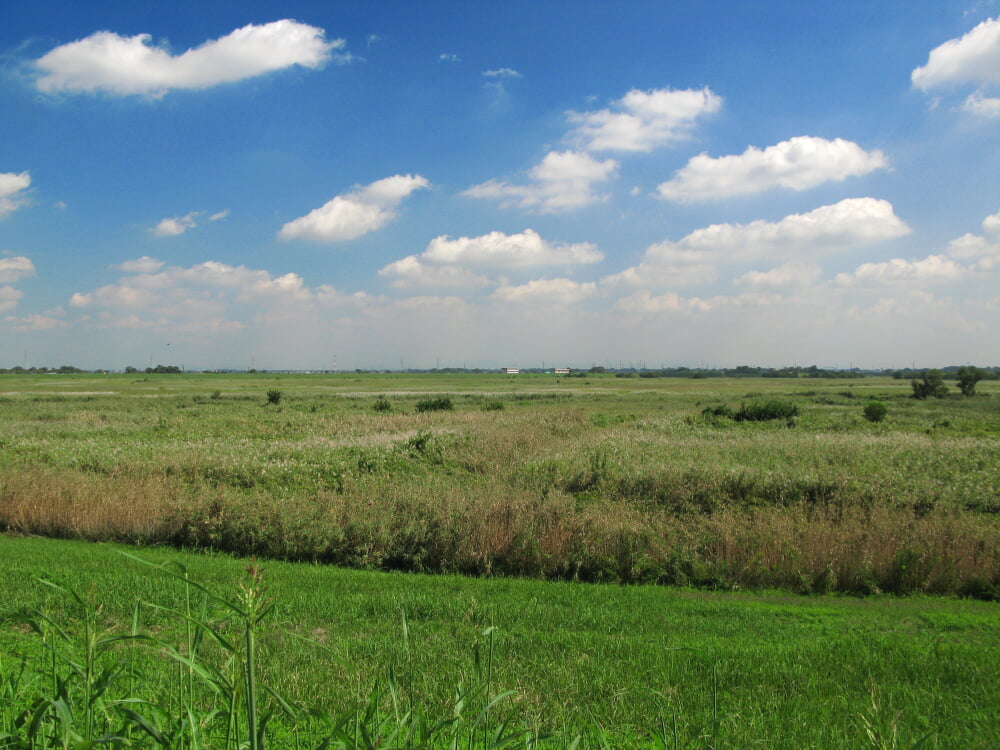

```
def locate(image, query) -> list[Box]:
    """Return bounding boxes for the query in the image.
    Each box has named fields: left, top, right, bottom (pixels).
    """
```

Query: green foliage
left=265, top=389, right=281, bottom=405
left=911, top=370, right=949, bottom=399
left=733, top=400, right=799, bottom=423
left=414, top=396, right=454, bottom=412
left=481, top=399, right=505, bottom=411
left=372, top=396, right=393, bottom=412
left=956, top=366, right=986, bottom=397
left=863, top=400, right=888, bottom=423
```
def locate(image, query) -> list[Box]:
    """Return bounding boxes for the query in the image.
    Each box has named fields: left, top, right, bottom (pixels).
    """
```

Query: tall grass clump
left=415, top=397, right=453, bottom=413
left=733, top=400, right=798, bottom=423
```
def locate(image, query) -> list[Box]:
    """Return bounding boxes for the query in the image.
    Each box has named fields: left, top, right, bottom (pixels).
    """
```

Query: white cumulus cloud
left=464, top=150, right=618, bottom=213
left=0, top=256, right=36, bottom=283
left=422, top=229, right=602, bottom=269
left=962, top=92, right=1000, bottom=117
left=0, top=172, right=31, bottom=218
left=492, top=278, right=596, bottom=305
left=606, top=198, right=910, bottom=287
left=377, top=256, right=492, bottom=289
left=835, top=255, right=965, bottom=286
left=735, top=263, right=823, bottom=288
left=912, top=17, right=1000, bottom=91
left=0, top=286, right=23, bottom=313
left=567, top=86, right=722, bottom=152
left=657, top=136, right=888, bottom=202
left=35, top=20, right=340, bottom=97
left=280, top=174, right=429, bottom=242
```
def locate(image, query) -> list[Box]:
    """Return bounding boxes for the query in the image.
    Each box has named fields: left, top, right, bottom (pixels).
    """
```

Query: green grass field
left=1, top=372, right=999, bottom=746
left=2, top=536, right=999, bottom=748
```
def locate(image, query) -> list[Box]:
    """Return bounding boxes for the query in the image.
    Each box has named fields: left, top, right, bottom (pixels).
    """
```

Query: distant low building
left=553, top=368, right=570, bottom=375
left=501, top=367, right=520, bottom=374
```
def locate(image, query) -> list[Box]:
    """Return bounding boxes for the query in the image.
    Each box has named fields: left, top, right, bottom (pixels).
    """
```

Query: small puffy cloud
left=280, top=174, right=429, bottom=242
left=0, top=172, right=31, bottom=218
left=962, top=92, right=1000, bottom=116
left=983, top=207, right=1000, bottom=236
left=0, top=256, right=36, bottom=283
left=152, top=212, right=199, bottom=236
left=606, top=198, right=910, bottom=287
left=657, top=137, right=888, bottom=202
left=421, top=229, right=602, bottom=269
left=35, top=20, right=340, bottom=97
left=567, top=86, right=722, bottom=152
left=835, top=255, right=965, bottom=286
left=464, top=150, right=618, bottom=213
left=0, top=286, right=23, bottom=313
left=438, top=53, right=460, bottom=63
left=117, top=256, right=165, bottom=273
left=208, top=210, right=230, bottom=222
left=483, top=67, right=522, bottom=78
left=377, top=256, right=491, bottom=289
left=912, top=17, right=1000, bottom=91
left=492, top=278, right=596, bottom=305
left=735, top=263, right=822, bottom=288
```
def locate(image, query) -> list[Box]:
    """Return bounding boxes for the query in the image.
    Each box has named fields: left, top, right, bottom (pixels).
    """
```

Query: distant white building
left=553, top=368, right=570, bottom=375
left=501, top=367, right=520, bottom=374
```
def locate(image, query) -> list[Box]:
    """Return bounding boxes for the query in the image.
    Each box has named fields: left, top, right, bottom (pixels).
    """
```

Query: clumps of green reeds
left=0, top=555, right=573, bottom=749
left=700, top=400, right=798, bottom=425
left=415, top=397, right=454, bottom=412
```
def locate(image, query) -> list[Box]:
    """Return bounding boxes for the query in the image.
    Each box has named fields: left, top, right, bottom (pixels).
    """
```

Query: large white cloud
left=912, top=17, right=1000, bottom=91
left=492, top=278, right=597, bottom=305
left=377, top=256, right=492, bottom=289
left=378, top=229, right=601, bottom=290
left=280, top=174, right=429, bottom=242
left=657, top=137, right=888, bottom=202
left=835, top=255, right=964, bottom=286
left=421, top=229, right=602, bottom=269
left=567, top=87, right=722, bottom=152
left=0, top=172, right=31, bottom=218
left=606, top=198, right=910, bottom=287
left=35, top=20, right=340, bottom=97
left=0, top=256, right=36, bottom=283
left=464, top=151, right=618, bottom=213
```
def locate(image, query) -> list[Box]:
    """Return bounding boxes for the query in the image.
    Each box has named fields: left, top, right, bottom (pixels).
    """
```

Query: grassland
left=1, top=372, right=999, bottom=746
left=2, top=536, right=999, bottom=748
left=1, top=371, right=998, bottom=596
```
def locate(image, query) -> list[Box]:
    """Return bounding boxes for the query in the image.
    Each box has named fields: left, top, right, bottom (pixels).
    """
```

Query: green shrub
left=863, top=400, right=888, bottom=423
left=911, top=370, right=949, bottom=399
left=482, top=399, right=505, bottom=411
left=415, top=396, right=454, bottom=412
left=372, top=396, right=392, bottom=412
left=733, top=401, right=798, bottom=423
left=266, top=389, right=282, bottom=405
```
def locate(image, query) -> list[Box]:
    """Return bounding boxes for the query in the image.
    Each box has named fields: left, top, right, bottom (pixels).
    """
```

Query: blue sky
left=2, top=1, right=1000, bottom=370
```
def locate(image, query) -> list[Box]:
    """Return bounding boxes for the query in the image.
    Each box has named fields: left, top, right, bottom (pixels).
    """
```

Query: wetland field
left=1, top=371, right=998, bottom=747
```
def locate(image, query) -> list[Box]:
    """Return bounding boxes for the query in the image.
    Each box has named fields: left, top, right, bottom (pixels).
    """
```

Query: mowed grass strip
left=0, top=536, right=998, bottom=747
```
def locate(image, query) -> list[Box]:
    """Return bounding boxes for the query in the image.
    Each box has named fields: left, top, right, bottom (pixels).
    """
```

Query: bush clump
left=863, top=400, right=888, bottom=423
left=265, top=389, right=282, bottom=406
left=372, top=396, right=392, bottom=412
left=733, top=401, right=798, bottom=423
left=415, top=396, right=454, bottom=413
